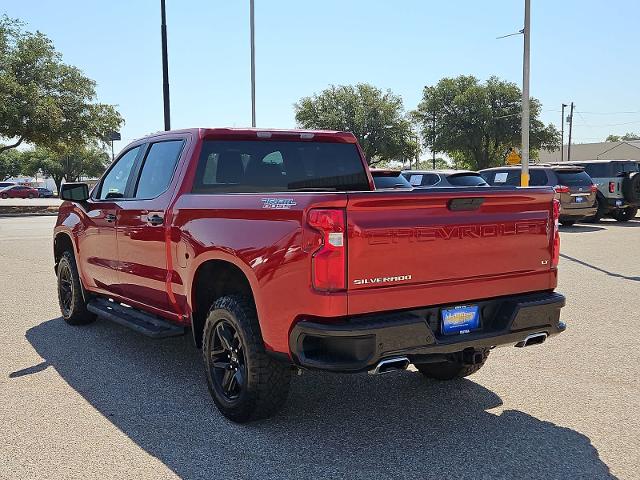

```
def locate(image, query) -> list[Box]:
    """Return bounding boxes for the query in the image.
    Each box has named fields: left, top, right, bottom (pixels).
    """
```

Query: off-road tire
left=560, top=220, right=575, bottom=227
left=202, top=295, right=291, bottom=423
left=612, top=207, right=638, bottom=222
left=622, top=172, right=640, bottom=203
left=415, top=350, right=490, bottom=380
left=57, top=251, right=96, bottom=325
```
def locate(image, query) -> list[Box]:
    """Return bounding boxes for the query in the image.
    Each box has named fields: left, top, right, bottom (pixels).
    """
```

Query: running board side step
left=87, top=298, right=185, bottom=338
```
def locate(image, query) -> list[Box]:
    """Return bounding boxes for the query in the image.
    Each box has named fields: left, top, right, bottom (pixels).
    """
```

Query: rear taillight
left=551, top=198, right=560, bottom=269
left=554, top=185, right=569, bottom=193
left=609, top=182, right=615, bottom=193
left=307, top=209, right=346, bottom=291
left=590, top=184, right=598, bottom=193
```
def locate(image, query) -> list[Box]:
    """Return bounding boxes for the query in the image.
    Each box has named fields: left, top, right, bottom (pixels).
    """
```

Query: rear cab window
left=192, top=141, right=370, bottom=193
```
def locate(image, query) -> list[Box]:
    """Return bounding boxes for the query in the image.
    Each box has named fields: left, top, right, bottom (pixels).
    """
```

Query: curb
left=0, top=212, right=59, bottom=218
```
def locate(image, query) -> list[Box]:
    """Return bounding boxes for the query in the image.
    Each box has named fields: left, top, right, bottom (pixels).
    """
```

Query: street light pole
left=520, top=0, right=530, bottom=187
left=567, top=102, right=574, bottom=162
left=250, top=0, right=256, bottom=127
left=160, top=0, right=171, bottom=131
left=560, top=103, right=567, bottom=162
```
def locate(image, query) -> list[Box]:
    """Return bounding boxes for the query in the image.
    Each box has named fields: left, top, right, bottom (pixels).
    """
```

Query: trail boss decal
left=261, top=198, right=297, bottom=209
left=353, top=275, right=412, bottom=286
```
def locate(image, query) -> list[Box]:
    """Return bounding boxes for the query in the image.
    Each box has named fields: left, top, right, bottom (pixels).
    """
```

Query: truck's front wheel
left=57, top=251, right=96, bottom=325
left=414, top=349, right=490, bottom=380
left=202, top=295, right=291, bottom=423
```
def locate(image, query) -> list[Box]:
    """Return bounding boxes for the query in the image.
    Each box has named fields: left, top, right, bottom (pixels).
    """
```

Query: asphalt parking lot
left=1, top=215, right=638, bottom=479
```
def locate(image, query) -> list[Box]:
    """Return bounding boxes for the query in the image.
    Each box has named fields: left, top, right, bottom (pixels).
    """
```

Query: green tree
left=0, top=148, right=23, bottom=180
left=606, top=132, right=640, bottom=142
left=0, top=16, right=123, bottom=153
left=295, top=83, right=418, bottom=165
left=412, top=75, right=560, bottom=170
left=22, top=145, right=109, bottom=193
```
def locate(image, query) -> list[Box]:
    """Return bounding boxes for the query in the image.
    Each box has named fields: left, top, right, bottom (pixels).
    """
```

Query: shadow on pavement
left=559, top=224, right=605, bottom=233
left=560, top=253, right=640, bottom=282
left=18, top=318, right=615, bottom=480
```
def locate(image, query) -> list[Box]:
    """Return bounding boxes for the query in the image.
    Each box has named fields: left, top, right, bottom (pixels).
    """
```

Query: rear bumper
left=605, top=198, right=639, bottom=209
left=289, top=291, right=566, bottom=372
left=559, top=205, right=596, bottom=221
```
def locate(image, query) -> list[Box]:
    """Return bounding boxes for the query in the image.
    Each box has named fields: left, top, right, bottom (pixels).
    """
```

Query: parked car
left=370, top=169, right=412, bottom=189
left=0, top=181, right=16, bottom=190
left=54, top=128, right=565, bottom=423
left=0, top=184, right=39, bottom=199
left=480, top=165, right=597, bottom=226
left=36, top=187, right=55, bottom=198
left=402, top=170, right=488, bottom=187
left=558, top=160, right=640, bottom=222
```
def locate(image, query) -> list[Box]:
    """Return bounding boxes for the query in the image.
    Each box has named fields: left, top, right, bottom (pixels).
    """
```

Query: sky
left=3, top=0, right=640, bottom=155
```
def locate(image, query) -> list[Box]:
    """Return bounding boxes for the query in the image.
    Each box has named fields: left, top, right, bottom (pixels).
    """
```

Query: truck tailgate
left=346, top=188, right=556, bottom=315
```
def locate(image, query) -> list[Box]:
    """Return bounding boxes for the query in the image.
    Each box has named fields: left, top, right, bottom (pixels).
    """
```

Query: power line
left=573, top=120, right=640, bottom=127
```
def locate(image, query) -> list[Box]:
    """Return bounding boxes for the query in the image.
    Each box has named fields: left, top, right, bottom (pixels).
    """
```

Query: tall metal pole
left=161, top=0, right=171, bottom=131
left=250, top=0, right=256, bottom=127
left=520, top=0, right=531, bottom=186
left=431, top=113, right=436, bottom=169
left=560, top=103, right=567, bottom=162
left=567, top=102, right=574, bottom=162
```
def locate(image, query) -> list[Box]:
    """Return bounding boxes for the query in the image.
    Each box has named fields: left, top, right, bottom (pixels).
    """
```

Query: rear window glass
left=447, top=173, right=488, bottom=186
left=193, top=140, right=369, bottom=193
left=611, top=161, right=639, bottom=175
left=555, top=170, right=592, bottom=186
left=580, top=163, right=609, bottom=177
left=372, top=173, right=412, bottom=189
left=403, top=173, right=441, bottom=186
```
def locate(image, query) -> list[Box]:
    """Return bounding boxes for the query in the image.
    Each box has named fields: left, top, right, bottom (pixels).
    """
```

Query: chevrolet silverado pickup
left=54, top=128, right=566, bottom=422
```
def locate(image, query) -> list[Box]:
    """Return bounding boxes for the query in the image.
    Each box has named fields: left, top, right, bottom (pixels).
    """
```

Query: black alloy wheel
left=58, top=261, right=74, bottom=318
left=208, top=319, right=246, bottom=400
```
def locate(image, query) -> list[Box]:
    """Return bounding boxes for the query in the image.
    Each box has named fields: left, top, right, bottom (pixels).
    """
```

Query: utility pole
left=160, top=0, right=171, bottom=131
left=520, top=0, right=531, bottom=187
left=567, top=102, right=574, bottom=162
left=431, top=113, right=436, bottom=169
left=560, top=103, right=567, bottom=162
left=250, top=0, right=256, bottom=127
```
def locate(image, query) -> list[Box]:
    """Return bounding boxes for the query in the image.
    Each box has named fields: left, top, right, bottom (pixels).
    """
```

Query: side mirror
left=60, top=183, right=89, bottom=202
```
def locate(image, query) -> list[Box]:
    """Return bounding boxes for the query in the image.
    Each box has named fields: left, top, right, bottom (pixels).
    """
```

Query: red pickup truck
left=54, top=128, right=565, bottom=422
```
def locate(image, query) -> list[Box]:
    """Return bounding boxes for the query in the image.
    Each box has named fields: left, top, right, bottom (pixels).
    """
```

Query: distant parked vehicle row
left=564, top=160, right=639, bottom=222
left=480, top=165, right=597, bottom=226
left=0, top=184, right=39, bottom=199
left=368, top=162, right=637, bottom=225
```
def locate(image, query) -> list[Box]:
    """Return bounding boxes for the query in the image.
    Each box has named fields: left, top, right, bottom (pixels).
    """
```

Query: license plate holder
left=441, top=305, right=480, bottom=335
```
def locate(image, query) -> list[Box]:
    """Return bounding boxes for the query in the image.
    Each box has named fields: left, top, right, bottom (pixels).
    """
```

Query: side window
left=530, top=170, right=548, bottom=186
left=98, top=146, right=141, bottom=200
left=421, top=174, right=440, bottom=186
left=135, top=140, right=184, bottom=199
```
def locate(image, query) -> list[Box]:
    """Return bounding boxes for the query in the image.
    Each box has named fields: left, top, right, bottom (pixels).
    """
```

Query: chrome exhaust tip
left=369, top=356, right=410, bottom=375
left=515, top=332, right=548, bottom=348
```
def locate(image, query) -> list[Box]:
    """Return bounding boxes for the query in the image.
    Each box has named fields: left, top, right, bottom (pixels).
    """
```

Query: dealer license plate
left=441, top=305, right=480, bottom=335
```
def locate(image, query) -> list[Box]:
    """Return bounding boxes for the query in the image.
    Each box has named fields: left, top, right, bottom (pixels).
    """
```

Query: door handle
left=147, top=214, right=164, bottom=226
left=105, top=213, right=116, bottom=223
